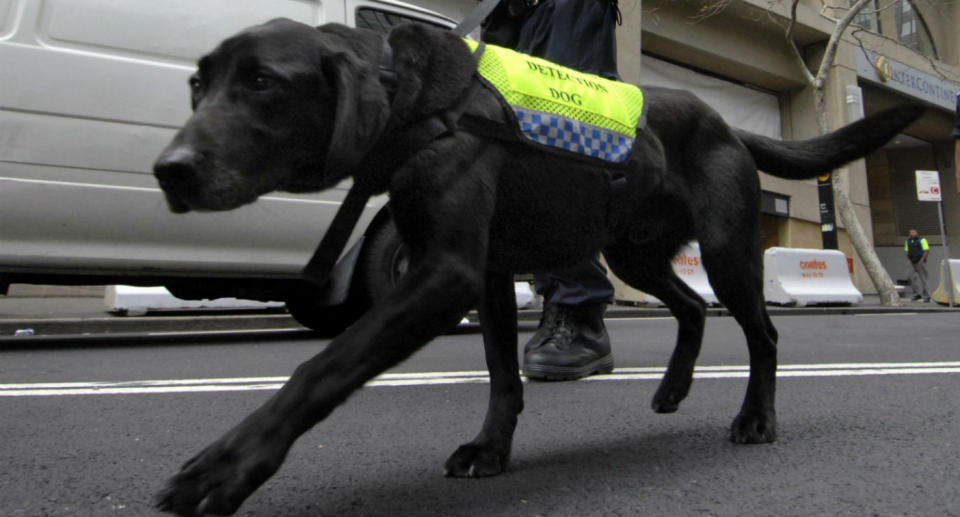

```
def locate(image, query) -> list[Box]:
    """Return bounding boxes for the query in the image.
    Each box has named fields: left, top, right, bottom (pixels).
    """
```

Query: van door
left=0, top=0, right=357, bottom=278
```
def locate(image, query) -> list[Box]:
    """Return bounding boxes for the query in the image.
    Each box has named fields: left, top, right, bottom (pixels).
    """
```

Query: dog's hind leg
left=445, top=269, right=524, bottom=477
left=603, top=245, right=707, bottom=413
left=699, top=239, right=779, bottom=444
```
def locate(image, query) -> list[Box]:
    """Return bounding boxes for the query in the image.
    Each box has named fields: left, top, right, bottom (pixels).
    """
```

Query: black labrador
left=152, top=18, right=922, bottom=516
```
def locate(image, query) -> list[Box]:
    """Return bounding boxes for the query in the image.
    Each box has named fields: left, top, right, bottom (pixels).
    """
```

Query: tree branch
left=786, top=0, right=818, bottom=86
left=813, top=0, right=875, bottom=83
left=688, top=0, right=734, bottom=22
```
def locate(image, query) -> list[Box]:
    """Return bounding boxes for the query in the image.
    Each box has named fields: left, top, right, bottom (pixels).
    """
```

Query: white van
left=0, top=0, right=456, bottom=334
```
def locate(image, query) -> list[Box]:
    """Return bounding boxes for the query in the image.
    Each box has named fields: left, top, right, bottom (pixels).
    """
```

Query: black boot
left=523, top=303, right=561, bottom=355
left=522, top=303, right=613, bottom=381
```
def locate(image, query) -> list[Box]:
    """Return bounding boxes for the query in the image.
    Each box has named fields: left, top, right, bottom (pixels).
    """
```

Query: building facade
left=634, top=0, right=959, bottom=294
left=427, top=0, right=959, bottom=294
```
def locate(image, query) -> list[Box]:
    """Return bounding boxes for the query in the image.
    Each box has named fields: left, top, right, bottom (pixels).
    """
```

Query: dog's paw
left=155, top=428, right=289, bottom=516
left=651, top=374, right=693, bottom=413
left=730, top=411, right=777, bottom=444
left=443, top=442, right=509, bottom=478
left=650, top=384, right=687, bottom=414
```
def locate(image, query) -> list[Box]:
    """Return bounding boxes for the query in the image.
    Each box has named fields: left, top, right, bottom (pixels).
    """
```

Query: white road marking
left=3, top=362, right=960, bottom=397
left=0, top=371, right=495, bottom=396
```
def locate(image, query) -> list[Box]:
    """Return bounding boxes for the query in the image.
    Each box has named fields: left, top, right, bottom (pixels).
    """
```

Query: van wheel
left=285, top=287, right=364, bottom=338
left=285, top=217, right=408, bottom=336
left=356, top=217, right=409, bottom=302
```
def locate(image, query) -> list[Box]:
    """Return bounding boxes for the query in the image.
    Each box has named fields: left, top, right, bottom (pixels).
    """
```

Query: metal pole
left=936, top=200, right=955, bottom=307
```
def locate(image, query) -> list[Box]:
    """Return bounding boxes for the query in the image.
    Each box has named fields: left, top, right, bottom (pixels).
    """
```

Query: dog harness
left=301, top=38, right=643, bottom=289
left=463, top=39, right=646, bottom=163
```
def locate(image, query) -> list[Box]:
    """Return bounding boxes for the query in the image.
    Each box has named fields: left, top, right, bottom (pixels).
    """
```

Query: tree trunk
left=811, top=88, right=902, bottom=306
left=833, top=183, right=902, bottom=306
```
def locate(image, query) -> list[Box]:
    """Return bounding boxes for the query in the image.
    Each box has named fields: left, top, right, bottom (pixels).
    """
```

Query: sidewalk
left=0, top=295, right=294, bottom=337
left=0, top=293, right=954, bottom=339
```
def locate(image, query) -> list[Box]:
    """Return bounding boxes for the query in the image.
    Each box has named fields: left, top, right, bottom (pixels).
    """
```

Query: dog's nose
left=154, top=147, right=201, bottom=185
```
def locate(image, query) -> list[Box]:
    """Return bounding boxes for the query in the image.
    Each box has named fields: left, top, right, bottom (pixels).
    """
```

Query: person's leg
left=909, top=262, right=923, bottom=299
left=510, top=0, right=621, bottom=380
left=917, top=261, right=930, bottom=299
left=537, top=257, right=615, bottom=306
left=524, top=257, right=615, bottom=381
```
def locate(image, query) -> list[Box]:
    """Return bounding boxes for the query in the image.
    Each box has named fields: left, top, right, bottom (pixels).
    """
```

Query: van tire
left=356, top=217, right=409, bottom=303
left=285, top=289, right=365, bottom=338
left=285, top=216, right=407, bottom=336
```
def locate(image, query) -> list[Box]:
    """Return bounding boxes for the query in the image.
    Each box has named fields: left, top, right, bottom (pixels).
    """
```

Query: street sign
left=914, top=169, right=954, bottom=306
left=915, top=170, right=942, bottom=202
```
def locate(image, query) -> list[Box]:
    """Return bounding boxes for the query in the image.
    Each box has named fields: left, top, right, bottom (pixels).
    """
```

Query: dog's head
left=153, top=18, right=389, bottom=213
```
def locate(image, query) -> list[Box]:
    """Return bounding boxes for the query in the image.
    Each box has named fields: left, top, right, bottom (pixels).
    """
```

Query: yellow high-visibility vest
left=464, top=39, right=645, bottom=163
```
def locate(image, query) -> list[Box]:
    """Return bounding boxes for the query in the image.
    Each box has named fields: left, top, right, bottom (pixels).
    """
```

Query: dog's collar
left=378, top=40, right=398, bottom=100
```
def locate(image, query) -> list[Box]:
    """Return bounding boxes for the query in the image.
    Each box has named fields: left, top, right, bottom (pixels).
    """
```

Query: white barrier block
left=514, top=281, right=538, bottom=309
left=931, top=259, right=960, bottom=305
left=638, top=242, right=719, bottom=306
left=671, top=242, right=719, bottom=305
left=105, top=285, right=283, bottom=315
left=763, top=247, right=862, bottom=307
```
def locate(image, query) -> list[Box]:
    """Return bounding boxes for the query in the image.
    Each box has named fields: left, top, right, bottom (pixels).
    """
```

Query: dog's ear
left=321, top=50, right=390, bottom=180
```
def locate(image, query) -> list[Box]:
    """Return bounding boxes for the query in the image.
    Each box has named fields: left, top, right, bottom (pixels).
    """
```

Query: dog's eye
left=188, top=75, right=202, bottom=95
left=245, top=73, right=277, bottom=92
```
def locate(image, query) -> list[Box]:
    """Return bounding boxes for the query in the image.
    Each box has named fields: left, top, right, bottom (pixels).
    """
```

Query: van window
left=355, top=7, right=446, bottom=33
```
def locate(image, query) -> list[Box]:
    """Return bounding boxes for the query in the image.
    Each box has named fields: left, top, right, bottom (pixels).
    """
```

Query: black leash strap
left=300, top=184, right=371, bottom=288
left=452, top=0, right=502, bottom=36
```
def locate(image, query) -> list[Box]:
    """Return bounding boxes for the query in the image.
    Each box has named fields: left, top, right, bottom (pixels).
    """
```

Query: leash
left=452, top=0, right=503, bottom=37
left=300, top=0, right=497, bottom=290
left=299, top=41, right=401, bottom=289
left=300, top=183, right=372, bottom=288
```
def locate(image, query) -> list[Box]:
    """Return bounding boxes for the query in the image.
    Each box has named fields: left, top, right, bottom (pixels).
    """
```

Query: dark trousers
left=514, top=0, right=619, bottom=79
left=488, top=0, right=620, bottom=307
left=908, top=260, right=930, bottom=297
left=534, top=256, right=615, bottom=306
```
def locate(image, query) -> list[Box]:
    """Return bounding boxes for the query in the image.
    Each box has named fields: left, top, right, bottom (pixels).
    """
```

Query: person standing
left=481, top=0, right=621, bottom=381
left=905, top=228, right=931, bottom=302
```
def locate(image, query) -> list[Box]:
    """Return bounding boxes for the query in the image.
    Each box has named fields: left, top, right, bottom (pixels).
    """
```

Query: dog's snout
left=154, top=147, right=201, bottom=185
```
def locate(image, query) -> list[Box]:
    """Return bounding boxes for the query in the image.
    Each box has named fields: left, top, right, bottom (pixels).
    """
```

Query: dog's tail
left=736, top=105, right=924, bottom=180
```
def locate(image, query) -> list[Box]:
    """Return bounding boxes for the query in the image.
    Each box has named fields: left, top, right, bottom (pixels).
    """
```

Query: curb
left=2, top=300, right=955, bottom=344
left=0, top=311, right=298, bottom=338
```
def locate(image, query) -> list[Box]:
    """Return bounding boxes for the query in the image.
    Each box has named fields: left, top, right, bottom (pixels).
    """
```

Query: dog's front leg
left=445, top=270, right=523, bottom=477
left=155, top=258, right=482, bottom=516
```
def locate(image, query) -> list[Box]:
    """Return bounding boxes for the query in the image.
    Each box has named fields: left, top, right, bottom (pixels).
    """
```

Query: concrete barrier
left=669, top=242, right=719, bottom=305
left=930, top=259, right=960, bottom=305
left=105, top=285, right=283, bottom=315
left=610, top=242, right=719, bottom=306
left=514, top=281, right=539, bottom=309
left=763, top=247, right=862, bottom=306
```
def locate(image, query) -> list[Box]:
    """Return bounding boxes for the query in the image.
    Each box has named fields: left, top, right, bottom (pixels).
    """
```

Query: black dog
left=153, top=18, right=922, bottom=516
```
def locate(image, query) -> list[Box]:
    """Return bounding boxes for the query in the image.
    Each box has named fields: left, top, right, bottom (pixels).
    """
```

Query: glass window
left=851, top=0, right=880, bottom=33
left=849, top=0, right=937, bottom=59
left=893, top=0, right=937, bottom=58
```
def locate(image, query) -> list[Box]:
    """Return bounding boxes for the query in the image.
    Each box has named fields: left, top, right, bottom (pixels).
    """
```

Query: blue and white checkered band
left=513, top=107, right=634, bottom=163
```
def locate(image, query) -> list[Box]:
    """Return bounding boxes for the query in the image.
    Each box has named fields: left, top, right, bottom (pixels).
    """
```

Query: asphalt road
left=2, top=312, right=959, bottom=517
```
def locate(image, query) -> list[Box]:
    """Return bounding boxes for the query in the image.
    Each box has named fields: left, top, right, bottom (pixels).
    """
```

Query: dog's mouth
left=160, top=189, right=194, bottom=214
left=154, top=148, right=261, bottom=213
left=157, top=174, right=264, bottom=214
